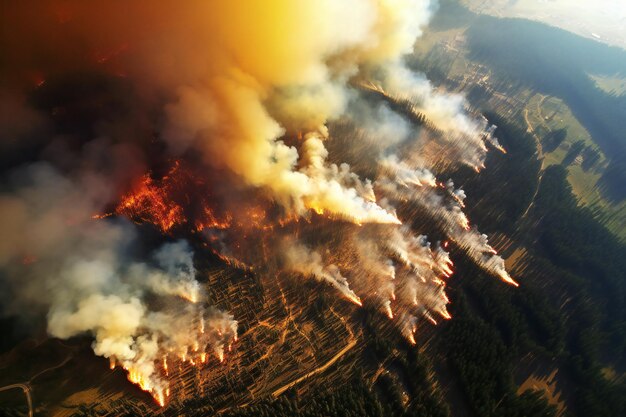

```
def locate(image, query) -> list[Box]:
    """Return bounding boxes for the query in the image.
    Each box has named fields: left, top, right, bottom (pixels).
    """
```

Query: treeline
left=434, top=121, right=564, bottom=413
left=220, top=304, right=450, bottom=417
left=465, top=14, right=626, bottom=200
left=221, top=374, right=445, bottom=417
left=206, top=9, right=626, bottom=416
left=437, top=110, right=626, bottom=416
left=450, top=111, right=540, bottom=235
left=530, top=165, right=626, bottom=415
left=443, top=292, right=558, bottom=417
left=533, top=165, right=626, bottom=350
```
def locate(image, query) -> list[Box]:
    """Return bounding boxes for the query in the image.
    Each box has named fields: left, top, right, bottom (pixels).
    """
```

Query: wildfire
left=110, top=344, right=236, bottom=407
left=452, top=194, right=466, bottom=208
left=347, top=293, right=363, bottom=307
left=310, top=204, right=325, bottom=216
left=127, top=367, right=152, bottom=392
left=104, top=306, right=237, bottom=408
left=195, top=208, right=231, bottom=232
left=0, top=0, right=525, bottom=413
left=113, top=161, right=230, bottom=235
left=385, top=303, right=394, bottom=319
left=424, top=311, right=437, bottom=325
left=116, top=165, right=185, bottom=233
left=181, top=289, right=199, bottom=304
left=439, top=257, right=454, bottom=278
left=498, top=270, right=520, bottom=287
left=156, top=391, right=165, bottom=407
left=458, top=215, right=470, bottom=231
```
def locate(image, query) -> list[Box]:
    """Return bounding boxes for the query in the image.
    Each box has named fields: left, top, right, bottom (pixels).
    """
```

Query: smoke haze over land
left=0, top=0, right=517, bottom=404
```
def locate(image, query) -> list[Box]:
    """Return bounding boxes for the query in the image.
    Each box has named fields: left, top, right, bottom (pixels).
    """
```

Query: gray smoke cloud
left=0, top=163, right=237, bottom=404
left=0, top=0, right=518, bottom=404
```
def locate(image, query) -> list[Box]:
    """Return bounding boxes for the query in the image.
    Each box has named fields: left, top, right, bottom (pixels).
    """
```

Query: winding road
left=271, top=306, right=358, bottom=398
left=0, top=352, right=72, bottom=417
left=0, top=383, right=33, bottom=417
left=271, top=338, right=358, bottom=398
left=520, top=95, right=548, bottom=219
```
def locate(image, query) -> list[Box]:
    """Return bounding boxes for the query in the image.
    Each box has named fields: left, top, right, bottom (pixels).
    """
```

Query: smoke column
left=0, top=0, right=517, bottom=404
left=0, top=165, right=237, bottom=405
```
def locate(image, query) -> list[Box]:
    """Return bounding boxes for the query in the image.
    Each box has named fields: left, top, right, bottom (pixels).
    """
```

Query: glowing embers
left=116, top=162, right=186, bottom=233
left=195, top=207, right=232, bottom=232
left=115, top=161, right=229, bottom=234
left=108, top=310, right=238, bottom=407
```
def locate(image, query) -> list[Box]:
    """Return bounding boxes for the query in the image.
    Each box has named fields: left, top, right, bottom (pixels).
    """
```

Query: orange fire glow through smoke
left=116, top=164, right=185, bottom=233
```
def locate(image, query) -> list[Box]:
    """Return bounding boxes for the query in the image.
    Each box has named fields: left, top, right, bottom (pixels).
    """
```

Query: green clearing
left=413, top=27, right=466, bottom=56
left=412, top=17, right=626, bottom=242
left=524, top=94, right=626, bottom=240
left=588, top=73, right=626, bottom=97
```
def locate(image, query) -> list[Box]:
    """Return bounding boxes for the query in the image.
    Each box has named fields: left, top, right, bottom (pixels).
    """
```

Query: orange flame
left=385, top=304, right=394, bottom=319
left=195, top=211, right=231, bottom=231
left=499, top=271, right=520, bottom=287
left=112, top=161, right=230, bottom=235
left=347, top=293, right=363, bottom=306
left=116, top=164, right=185, bottom=233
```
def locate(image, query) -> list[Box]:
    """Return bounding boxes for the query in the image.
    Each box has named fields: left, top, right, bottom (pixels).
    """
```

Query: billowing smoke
left=0, top=0, right=517, bottom=405
left=283, top=242, right=363, bottom=306
left=0, top=165, right=236, bottom=405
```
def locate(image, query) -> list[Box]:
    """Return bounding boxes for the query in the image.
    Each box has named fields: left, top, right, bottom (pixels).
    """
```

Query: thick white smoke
left=0, top=0, right=519, bottom=404
left=0, top=164, right=237, bottom=405
left=283, top=242, right=362, bottom=306
left=376, top=157, right=518, bottom=287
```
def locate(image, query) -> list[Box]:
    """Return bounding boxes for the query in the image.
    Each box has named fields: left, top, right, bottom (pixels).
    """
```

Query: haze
left=464, top=0, right=626, bottom=50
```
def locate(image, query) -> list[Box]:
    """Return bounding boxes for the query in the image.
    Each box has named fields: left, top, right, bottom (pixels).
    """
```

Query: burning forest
left=0, top=0, right=517, bottom=408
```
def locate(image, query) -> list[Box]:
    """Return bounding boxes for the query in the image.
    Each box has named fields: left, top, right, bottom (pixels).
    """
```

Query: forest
left=3, top=2, right=626, bottom=416
left=465, top=13, right=626, bottom=201
left=216, top=99, right=626, bottom=417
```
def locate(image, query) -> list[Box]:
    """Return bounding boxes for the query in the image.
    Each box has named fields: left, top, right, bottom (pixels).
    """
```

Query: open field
left=518, top=368, right=566, bottom=417
left=523, top=94, right=626, bottom=241
left=589, top=74, right=626, bottom=97
left=412, top=16, right=626, bottom=242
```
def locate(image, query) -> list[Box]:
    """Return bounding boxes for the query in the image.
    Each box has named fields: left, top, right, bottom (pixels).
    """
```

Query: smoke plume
left=0, top=164, right=236, bottom=404
left=0, top=0, right=517, bottom=405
